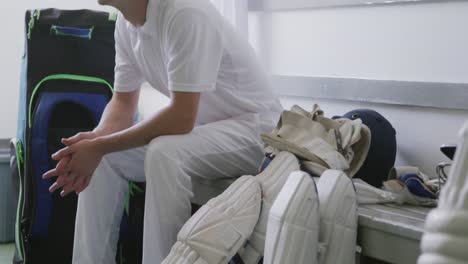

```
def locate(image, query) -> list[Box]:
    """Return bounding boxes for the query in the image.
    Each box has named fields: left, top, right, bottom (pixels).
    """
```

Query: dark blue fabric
left=51, top=25, right=93, bottom=39
left=30, top=92, right=107, bottom=237
left=259, top=156, right=273, bottom=173
left=400, top=173, right=437, bottom=199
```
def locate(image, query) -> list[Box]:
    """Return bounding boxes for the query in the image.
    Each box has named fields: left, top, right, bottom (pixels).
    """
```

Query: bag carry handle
left=50, top=25, right=94, bottom=40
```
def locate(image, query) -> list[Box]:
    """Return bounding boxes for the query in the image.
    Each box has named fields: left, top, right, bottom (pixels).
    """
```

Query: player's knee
left=145, top=135, right=181, bottom=166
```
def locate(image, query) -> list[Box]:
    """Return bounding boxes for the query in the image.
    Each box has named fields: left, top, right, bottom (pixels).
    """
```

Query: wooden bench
left=357, top=204, right=431, bottom=264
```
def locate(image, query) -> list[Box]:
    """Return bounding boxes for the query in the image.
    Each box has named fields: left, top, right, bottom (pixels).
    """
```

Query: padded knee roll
left=239, top=151, right=301, bottom=263
left=418, top=211, right=468, bottom=264
left=162, top=242, right=209, bottom=264
left=317, top=170, right=358, bottom=264
left=264, top=171, right=320, bottom=264
left=162, top=176, right=261, bottom=264
left=418, top=121, right=468, bottom=264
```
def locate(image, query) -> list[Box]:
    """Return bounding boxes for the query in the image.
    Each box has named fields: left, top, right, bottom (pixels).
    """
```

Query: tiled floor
left=0, top=243, right=14, bottom=264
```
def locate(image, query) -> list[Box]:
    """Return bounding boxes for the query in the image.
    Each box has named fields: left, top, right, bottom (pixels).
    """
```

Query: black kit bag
left=12, top=9, right=144, bottom=264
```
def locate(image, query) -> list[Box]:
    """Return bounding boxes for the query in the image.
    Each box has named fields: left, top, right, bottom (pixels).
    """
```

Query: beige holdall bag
left=262, top=104, right=371, bottom=177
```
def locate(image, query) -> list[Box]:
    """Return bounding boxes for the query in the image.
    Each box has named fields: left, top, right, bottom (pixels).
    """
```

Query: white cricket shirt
left=114, top=0, right=282, bottom=126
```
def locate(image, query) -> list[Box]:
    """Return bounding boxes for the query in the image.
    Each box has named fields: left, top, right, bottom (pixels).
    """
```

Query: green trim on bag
left=27, top=9, right=41, bottom=39
left=89, top=27, right=94, bottom=39
left=109, top=12, right=118, bottom=22
left=28, top=74, right=114, bottom=128
left=27, top=10, right=36, bottom=40
left=15, top=140, right=24, bottom=261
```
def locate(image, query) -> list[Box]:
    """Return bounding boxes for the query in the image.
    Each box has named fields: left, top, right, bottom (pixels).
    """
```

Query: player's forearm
left=94, top=104, right=197, bottom=154
left=94, top=91, right=139, bottom=136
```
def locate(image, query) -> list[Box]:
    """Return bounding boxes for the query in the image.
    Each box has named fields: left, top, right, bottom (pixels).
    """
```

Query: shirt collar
left=139, top=0, right=160, bottom=36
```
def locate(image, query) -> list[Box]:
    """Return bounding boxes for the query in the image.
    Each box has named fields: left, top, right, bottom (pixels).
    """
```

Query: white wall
left=251, top=1, right=468, bottom=83
left=0, top=1, right=113, bottom=139
left=248, top=1, right=468, bottom=178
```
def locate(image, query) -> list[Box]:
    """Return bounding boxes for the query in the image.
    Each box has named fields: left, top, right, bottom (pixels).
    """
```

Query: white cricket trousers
left=72, top=117, right=269, bottom=264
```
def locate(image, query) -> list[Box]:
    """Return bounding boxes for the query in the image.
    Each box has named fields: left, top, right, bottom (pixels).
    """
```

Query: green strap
left=124, top=182, right=144, bottom=215
left=15, top=140, right=24, bottom=261
left=28, top=74, right=114, bottom=128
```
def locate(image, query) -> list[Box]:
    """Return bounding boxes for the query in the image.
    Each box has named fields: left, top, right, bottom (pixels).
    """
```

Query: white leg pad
left=264, top=171, right=320, bottom=264
left=239, top=151, right=301, bottom=263
left=162, top=176, right=262, bottom=264
left=317, top=170, right=358, bottom=264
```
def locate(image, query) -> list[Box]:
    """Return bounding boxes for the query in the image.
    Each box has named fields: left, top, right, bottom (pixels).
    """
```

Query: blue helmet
left=341, top=109, right=397, bottom=187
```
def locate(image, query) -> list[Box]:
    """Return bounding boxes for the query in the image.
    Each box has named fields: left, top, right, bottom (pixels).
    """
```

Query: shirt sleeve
left=114, top=15, right=144, bottom=92
left=165, top=9, right=224, bottom=92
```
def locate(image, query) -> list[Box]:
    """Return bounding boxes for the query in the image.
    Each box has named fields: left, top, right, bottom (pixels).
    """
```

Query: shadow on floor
left=0, top=244, right=14, bottom=264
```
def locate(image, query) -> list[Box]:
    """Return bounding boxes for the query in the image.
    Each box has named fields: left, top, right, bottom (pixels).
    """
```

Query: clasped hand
left=42, top=132, right=104, bottom=197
